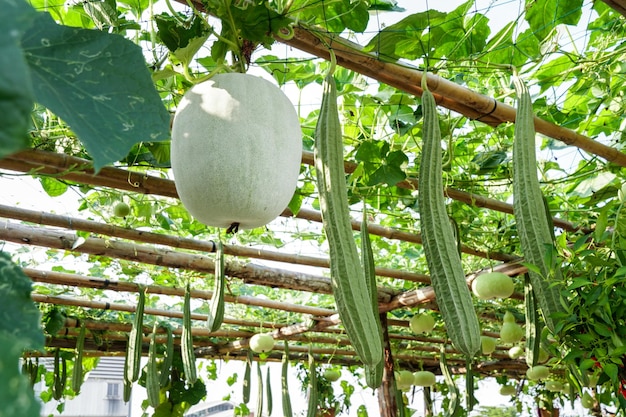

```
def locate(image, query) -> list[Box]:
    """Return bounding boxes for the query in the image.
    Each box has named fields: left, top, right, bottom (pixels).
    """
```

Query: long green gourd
left=146, top=322, right=161, bottom=409
left=439, top=347, right=460, bottom=417
left=159, top=324, right=174, bottom=388
left=71, top=322, right=86, bottom=394
left=53, top=348, right=65, bottom=401
left=281, top=342, right=293, bottom=417
left=181, top=283, right=197, bottom=384
left=524, top=274, right=541, bottom=367
left=123, top=337, right=132, bottom=402
left=361, top=207, right=384, bottom=388
left=243, top=350, right=252, bottom=404
left=306, top=349, right=318, bottom=417
left=512, top=73, right=565, bottom=333
left=266, top=366, right=273, bottom=416
left=207, top=241, right=225, bottom=332
left=127, top=288, right=146, bottom=382
left=256, top=362, right=264, bottom=417
left=418, top=75, right=481, bottom=358
left=313, top=53, right=383, bottom=367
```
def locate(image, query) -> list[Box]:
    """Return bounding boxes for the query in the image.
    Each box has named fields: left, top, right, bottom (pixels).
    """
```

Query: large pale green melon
left=171, top=73, right=302, bottom=230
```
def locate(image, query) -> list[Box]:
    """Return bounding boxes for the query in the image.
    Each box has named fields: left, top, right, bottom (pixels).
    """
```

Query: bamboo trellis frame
left=0, top=154, right=536, bottom=377
left=7, top=2, right=613, bottom=396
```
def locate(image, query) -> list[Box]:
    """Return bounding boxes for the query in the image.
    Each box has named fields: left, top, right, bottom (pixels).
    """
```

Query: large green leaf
left=525, top=0, right=584, bottom=41
left=427, top=1, right=490, bottom=61
left=364, top=1, right=489, bottom=62
left=0, top=335, right=41, bottom=417
left=288, top=0, right=369, bottom=34
left=0, top=0, right=37, bottom=159
left=355, top=140, right=408, bottom=186
left=21, top=13, right=170, bottom=170
left=0, top=251, right=44, bottom=350
left=364, top=10, right=444, bottom=60
left=155, top=14, right=210, bottom=66
left=0, top=250, right=43, bottom=417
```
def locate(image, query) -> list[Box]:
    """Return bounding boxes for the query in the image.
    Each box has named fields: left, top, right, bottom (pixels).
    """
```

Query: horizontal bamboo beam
left=1, top=149, right=520, bottom=261
left=301, top=150, right=582, bottom=234
left=31, top=293, right=281, bottom=333
left=24, top=267, right=336, bottom=317
left=0, top=204, right=432, bottom=284
left=0, top=220, right=396, bottom=302
left=34, top=339, right=529, bottom=377
left=382, top=262, right=527, bottom=312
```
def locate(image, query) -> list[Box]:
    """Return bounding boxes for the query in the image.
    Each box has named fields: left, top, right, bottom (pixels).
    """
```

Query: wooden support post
left=378, top=313, right=397, bottom=417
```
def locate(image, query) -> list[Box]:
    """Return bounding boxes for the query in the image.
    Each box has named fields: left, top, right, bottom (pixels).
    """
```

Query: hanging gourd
left=170, top=73, right=303, bottom=231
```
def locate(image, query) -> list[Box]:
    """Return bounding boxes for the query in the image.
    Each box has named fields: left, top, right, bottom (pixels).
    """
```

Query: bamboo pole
left=6, top=221, right=526, bottom=322
left=300, top=150, right=583, bottom=234
left=0, top=204, right=433, bottom=284
left=44, top=320, right=525, bottom=376
left=34, top=338, right=529, bottom=377
left=32, top=293, right=286, bottom=333
left=0, top=151, right=518, bottom=262
left=23, top=268, right=336, bottom=317
left=1, top=220, right=400, bottom=301
left=4, top=147, right=583, bottom=239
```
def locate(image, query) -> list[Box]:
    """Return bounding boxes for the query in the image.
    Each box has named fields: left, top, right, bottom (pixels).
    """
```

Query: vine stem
left=222, top=0, right=246, bottom=73
left=327, top=48, right=337, bottom=77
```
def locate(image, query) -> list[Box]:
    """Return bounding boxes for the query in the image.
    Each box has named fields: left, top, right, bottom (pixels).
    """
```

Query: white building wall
left=37, top=357, right=130, bottom=417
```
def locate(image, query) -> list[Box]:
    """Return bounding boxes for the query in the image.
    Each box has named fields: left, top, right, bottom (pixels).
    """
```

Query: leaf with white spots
left=21, top=13, right=170, bottom=170
left=0, top=0, right=37, bottom=159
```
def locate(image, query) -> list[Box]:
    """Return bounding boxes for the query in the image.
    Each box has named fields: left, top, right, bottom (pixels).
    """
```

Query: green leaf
left=229, top=3, right=292, bottom=46
left=169, top=377, right=206, bottom=405
left=603, top=362, right=619, bottom=382
left=22, top=13, right=170, bottom=171
left=368, top=0, right=405, bottom=12
left=364, top=10, right=443, bottom=60
left=117, top=0, right=151, bottom=17
left=471, top=150, right=507, bottom=174
left=0, top=252, right=44, bottom=350
left=568, top=172, right=616, bottom=199
left=288, top=0, right=368, bottom=34
left=535, top=55, right=577, bottom=91
left=480, top=23, right=542, bottom=68
left=0, top=334, right=41, bottom=417
left=428, top=1, right=489, bottom=61
left=0, top=0, right=37, bottom=159
left=331, top=0, right=369, bottom=33
left=256, top=55, right=318, bottom=87
left=365, top=1, right=489, bottom=62
left=29, top=0, right=88, bottom=27
left=287, top=189, right=304, bottom=216
left=39, top=177, right=69, bottom=197
left=83, top=0, right=119, bottom=30
left=525, top=0, right=584, bottom=41
left=355, top=140, right=407, bottom=186
left=155, top=14, right=210, bottom=66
